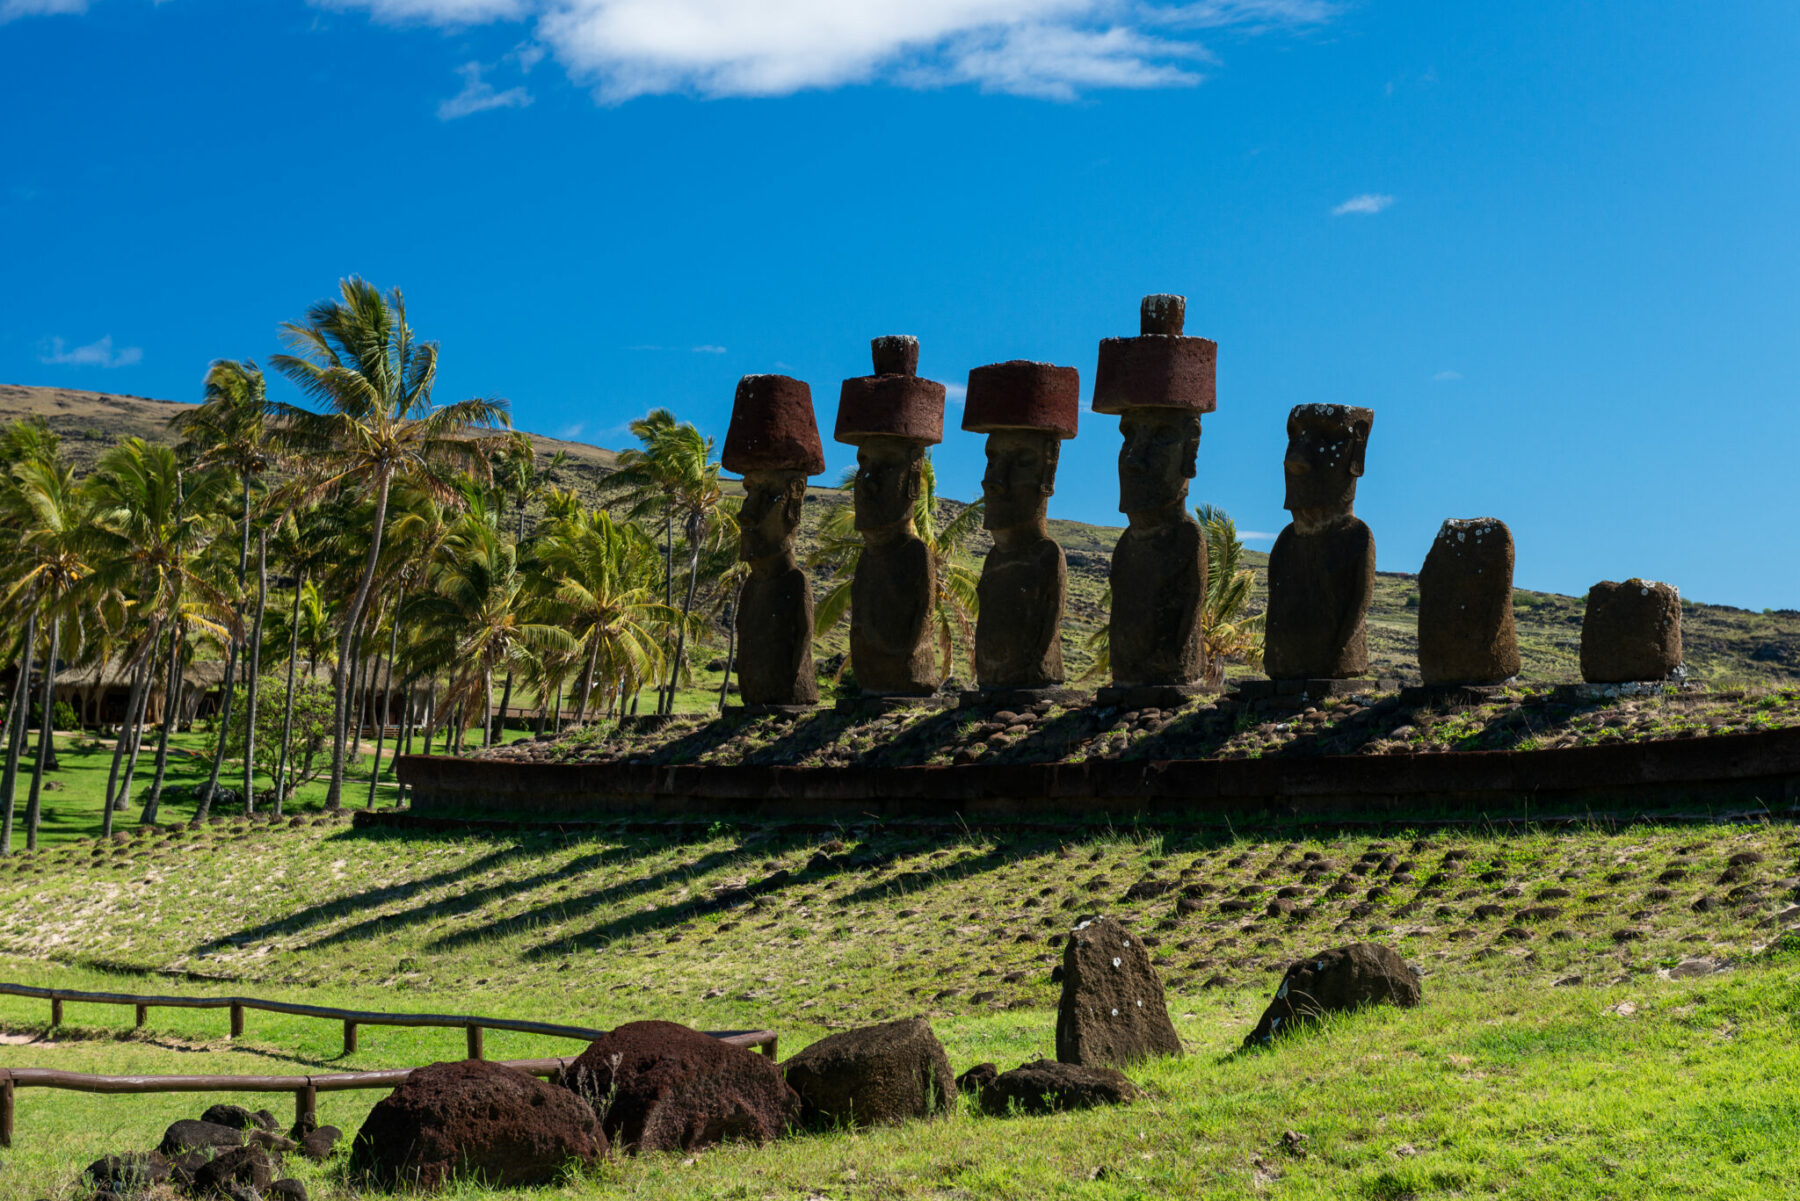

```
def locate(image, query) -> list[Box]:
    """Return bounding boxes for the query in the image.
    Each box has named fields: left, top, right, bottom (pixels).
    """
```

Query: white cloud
left=1331, top=192, right=1395, bottom=216
left=39, top=335, right=142, bottom=369
left=0, top=0, right=86, bottom=20
left=943, top=381, right=968, bottom=406
left=1432, top=369, right=1462, bottom=382
left=317, top=0, right=1332, bottom=101
left=690, top=344, right=728, bottom=354
left=1239, top=529, right=1278, bottom=540
left=437, top=60, right=534, bottom=119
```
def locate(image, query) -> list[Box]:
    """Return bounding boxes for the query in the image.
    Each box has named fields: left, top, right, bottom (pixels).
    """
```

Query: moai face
left=1282, top=404, right=1372, bottom=516
left=852, top=435, right=923, bottom=532
left=739, top=470, right=807, bottom=563
left=1117, top=408, right=1201, bottom=517
left=982, top=430, right=1059, bottom=533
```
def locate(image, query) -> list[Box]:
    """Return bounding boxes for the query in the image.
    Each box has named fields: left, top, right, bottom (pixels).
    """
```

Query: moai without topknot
left=835, top=336, right=947, bottom=697
left=1263, top=404, right=1376, bottom=682
left=1093, top=295, right=1218, bottom=703
left=722, top=374, right=827, bottom=708
left=1417, top=517, right=1521, bottom=686
left=962, top=360, right=1080, bottom=695
left=1580, top=579, right=1683, bottom=683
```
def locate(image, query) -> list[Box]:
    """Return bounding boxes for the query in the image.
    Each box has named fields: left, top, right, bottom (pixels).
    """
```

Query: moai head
left=723, top=374, right=825, bottom=563
left=834, top=335, right=945, bottom=536
left=1282, top=404, right=1373, bottom=527
left=962, top=360, right=1079, bottom=535
left=1092, top=294, right=1217, bottom=522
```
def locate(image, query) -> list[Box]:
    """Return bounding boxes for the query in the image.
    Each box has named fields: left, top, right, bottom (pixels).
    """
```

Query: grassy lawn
left=0, top=817, right=1797, bottom=1197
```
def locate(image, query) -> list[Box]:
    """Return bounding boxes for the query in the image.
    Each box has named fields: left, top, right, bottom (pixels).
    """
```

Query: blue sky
left=2, top=0, right=1796, bottom=608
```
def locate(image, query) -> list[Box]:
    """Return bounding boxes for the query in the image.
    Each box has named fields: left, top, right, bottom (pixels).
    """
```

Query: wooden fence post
left=49, top=995, right=63, bottom=1028
left=295, top=1080, right=316, bottom=1131
left=0, top=1069, right=14, bottom=1149
left=229, top=1004, right=244, bottom=1039
left=135, top=1004, right=148, bottom=1029
left=343, top=1020, right=358, bottom=1055
left=465, top=1025, right=484, bottom=1060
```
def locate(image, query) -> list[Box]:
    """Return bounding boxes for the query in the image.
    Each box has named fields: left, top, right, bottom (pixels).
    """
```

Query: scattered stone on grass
left=1245, top=943, right=1422, bottom=1045
left=158, top=1119, right=243, bottom=1156
left=1056, top=916, right=1183, bottom=1068
left=781, top=1017, right=956, bottom=1128
left=82, top=1153, right=170, bottom=1190
left=977, top=1060, right=1137, bottom=1115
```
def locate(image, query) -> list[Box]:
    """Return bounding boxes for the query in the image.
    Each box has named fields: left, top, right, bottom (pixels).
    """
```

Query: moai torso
left=1417, top=518, right=1519, bottom=685
left=1264, top=518, right=1375, bottom=680
left=851, top=534, right=937, bottom=694
left=736, top=560, right=818, bottom=705
left=975, top=534, right=1066, bottom=688
left=1109, top=513, right=1206, bottom=686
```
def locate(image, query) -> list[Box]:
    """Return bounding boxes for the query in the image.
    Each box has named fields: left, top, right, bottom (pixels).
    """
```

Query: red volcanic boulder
left=976, top=1060, right=1137, bottom=1115
left=1245, top=943, right=1421, bottom=1045
left=835, top=335, right=945, bottom=446
left=723, top=374, right=826, bottom=475
left=563, top=1021, right=800, bottom=1153
left=1418, top=517, right=1521, bottom=685
left=780, top=1018, right=957, bottom=1128
left=1092, top=294, right=1217, bottom=414
left=1055, top=917, right=1184, bottom=1068
left=349, top=1059, right=605, bottom=1190
left=1581, top=578, right=1683, bottom=683
left=962, top=361, right=1080, bottom=438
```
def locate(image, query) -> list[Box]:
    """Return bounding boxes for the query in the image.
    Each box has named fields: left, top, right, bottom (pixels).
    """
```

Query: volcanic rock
left=1580, top=579, right=1683, bottom=682
left=1245, top=943, right=1421, bottom=1045
left=1055, top=916, right=1183, bottom=1068
left=977, top=1060, right=1137, bottom=1115
left=1417, top=518, right=1520, bottom=684
left=780, top=1017, right=956, bottom=1128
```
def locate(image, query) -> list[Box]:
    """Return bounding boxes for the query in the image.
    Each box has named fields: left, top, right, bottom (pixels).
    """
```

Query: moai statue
left=722, top=374, right=826, bottom=708
left=1581, top=579, right=1683, bottom=683
left=1092, top=295, right=1217, bottom=702
left=1264, top=405, right=1376, bottom=682
left=1417, top=518, right=1521, bottom=685
left=962, top=360, right=1080, bottom=694
left=835, top=336, right=946, bottom=697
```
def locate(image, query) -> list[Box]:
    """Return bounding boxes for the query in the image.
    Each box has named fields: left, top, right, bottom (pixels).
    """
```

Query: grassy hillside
left=5, top=382, right=1798, bottom=691
left=0, top=815, right=1797, bottom=1197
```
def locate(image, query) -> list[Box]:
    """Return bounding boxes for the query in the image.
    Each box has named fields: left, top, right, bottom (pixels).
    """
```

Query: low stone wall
left=394, top=726, right=1800, bottom=825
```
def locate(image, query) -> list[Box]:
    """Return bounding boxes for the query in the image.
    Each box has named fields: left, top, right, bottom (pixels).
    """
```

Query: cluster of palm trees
left=0, top=278, right=733, bottom=852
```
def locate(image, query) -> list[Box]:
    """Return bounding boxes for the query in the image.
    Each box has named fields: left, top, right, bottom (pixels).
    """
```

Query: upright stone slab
left=963, top=360, right=1080, bottom=692
left=1580, top=579, right=1683, bottom=682
left=724, top=374, right=826, bottom=707
left=1055, top=916, right=1183, bottom=1068
left=1264, top=404, right=1376, bottom=681
left=836, top=336, right=946, bottom=696
left=1094, top=295, right=1217, bottom=700
left=1417, top=517, right=1521, bottom=685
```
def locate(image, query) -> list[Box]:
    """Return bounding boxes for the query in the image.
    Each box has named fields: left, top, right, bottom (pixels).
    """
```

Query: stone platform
left=958, top=687, right=1091, bottom=710
left=1230, top=678, right=1400, bottom=702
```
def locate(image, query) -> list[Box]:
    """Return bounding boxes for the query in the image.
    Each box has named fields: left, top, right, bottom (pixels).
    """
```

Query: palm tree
left=1195, top=505, right=1264, bottom=689
left=810, top=456, right=984, bottom=682
left=270, top=277, right=509, bottom=808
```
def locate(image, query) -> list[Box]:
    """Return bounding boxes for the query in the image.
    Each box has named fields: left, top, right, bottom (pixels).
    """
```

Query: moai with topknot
left=1262, top=404, right=1377, bottom=688
left=1416, top=517, right=1522, bottom=689
left=1093, top=295, right=1218, bottom=707
left=962, top=360, right=1080, bottom=699
left=835, top=336, right=947, bottom=699
left=722, top=374, right=826, bottom=708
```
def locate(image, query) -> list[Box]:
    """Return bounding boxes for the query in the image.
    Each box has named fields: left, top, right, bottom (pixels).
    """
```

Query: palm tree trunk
left=117, top=631, right=160, bottom=815
left=101, top=642, right=154, bottom=837
left=244, top=530, right=268, bottom=810
left=196, top=632, right=240, bottom=821
left=1, top=612, right=38, bottom=856
left=142, top=622, right=185, bottom=827
left=574, top=638, right=600, bottom=725
left=483, top=666, right=496, bottom=747
left=718, top=585, right=741, bottom=711
left=272, top=570, right=304, bottom=817
left=325, top=473, right=393, bottom=809
left=667, top=535, right=704, bottom=716
left=553, top=681, right=564, bottom=736
left=491, top=671, right=513, bottom=747
left=365, top=593, right=402, bottom=809
left=25, top=616, right=61, bottom=852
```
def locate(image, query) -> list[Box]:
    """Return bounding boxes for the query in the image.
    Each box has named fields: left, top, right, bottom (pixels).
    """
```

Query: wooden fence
left=0, top=982, right=776, bottom=1149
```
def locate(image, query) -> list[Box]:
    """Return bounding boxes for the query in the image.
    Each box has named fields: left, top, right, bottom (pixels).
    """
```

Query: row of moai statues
left=720, top=295, right=1684, bottom=709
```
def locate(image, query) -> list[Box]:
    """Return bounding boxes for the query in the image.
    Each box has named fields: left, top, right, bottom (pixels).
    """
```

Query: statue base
left=1550, top=680, right=1702, bottom=702
left=1094, top=683, right=1208, bottom=711
left=1398, top=683, right=1510, bottom=708
left=1230, top=678, right=1398, bottom=702
left=721, top=703, right=821, bottom=719
left=957, top=687, right=1090, bottom=711
left=834, top=694, right=953, bottom=717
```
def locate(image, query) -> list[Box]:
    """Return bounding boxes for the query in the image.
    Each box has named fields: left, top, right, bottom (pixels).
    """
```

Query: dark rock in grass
left=297, top=1125, right=342, bottom=1163
left=978, top=1060, right=1137, bottom=1115
left=201, top=1103, right=274, bottom=1132
left=83, top=1153, right=170, bottom=1190
left=1245, top=943, right=1421, bottom=1046
left=159, top=1119, right=243, bottom=1156
left=1472, top=903, right=1507, bottom=920
left=193, top=1145, right=275, bottom=1193
left=1056, top=916, right=1183, bottom=1069
left=165, top=1150, right=211, bottom=1191
left=564, top=1020, right=798, bottom=1153
left=1516, top=906, right=1563, bottom=922
left=269, top=1181, right=309, bottom=1201
left=956, top=1062, right=999, bottom=1093
left=1728, top=851, right=1765, bottom=867
left=249, top=1129, right=298, bottom=1154
left=351, top=1059, right=606, bottom=1190
left=781, top=1018, right=956, bottom=1128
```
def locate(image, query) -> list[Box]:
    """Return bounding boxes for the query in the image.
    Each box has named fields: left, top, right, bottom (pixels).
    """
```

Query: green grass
left=1, top=818, right=1798, bottom=1197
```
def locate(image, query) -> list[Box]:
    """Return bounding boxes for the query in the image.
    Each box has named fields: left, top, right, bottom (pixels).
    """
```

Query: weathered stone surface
left=564, top=1020, right=799, bottom=1153
left=1092, top=295, right=1218, bottom=414
left=158, top=1119, right=243, bottom=1156
left=1581, top=579, right=1683, bottom=683
left=269, top=1180, right=309, bottom=1201
left=82, top=1153, right=169, bottom=1190
left=350, top=1059, right=606, bottom=1190
left=1245, top=943, right=1421, bottom=1045
left=847, top=436, right=938, bottom=695
left=1055, top=917, right=1183, bottom=1068
left=955, top=1062, right=999, bottom=1093
left=1418, top=518, right=1520, bottom=685
left=200, top=1103, right=275, bottom=1132
left=780, top=1017, right=956, bottom=1128
left=835, top=337, right=945, bottom=446
left=962, top=360, right=1081, bottom=437
left=974, top=426, right=1069, bottom=690
left=977, top=1060, right=1137, bottom=1115
left=723, top=374, right=826, bottom=475
left=1265, top=404, right=1376, bottom=681
left=735, top=469, right=819, bottom=706
left=870, top=334, right=919, bottom=377
left=297, top=1125, right=342, bottom=1163
left=192, top=1145, right=275, bottom=1194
